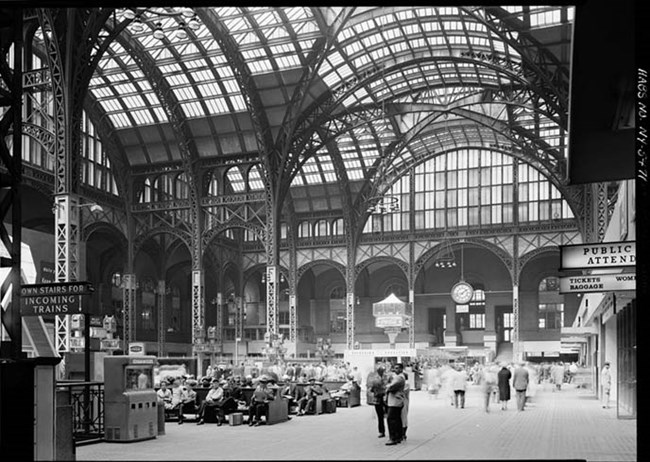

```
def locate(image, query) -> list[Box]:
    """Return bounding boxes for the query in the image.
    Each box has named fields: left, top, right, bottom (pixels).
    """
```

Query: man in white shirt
left=197, top=379, right=225, bottom=425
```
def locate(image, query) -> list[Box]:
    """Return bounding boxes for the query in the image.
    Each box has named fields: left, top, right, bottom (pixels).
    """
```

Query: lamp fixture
left=120, top=7, right=201, bottom=41
left=433, top=237, right=457, bottom=268
left=368, top=194, right=400, bottom=214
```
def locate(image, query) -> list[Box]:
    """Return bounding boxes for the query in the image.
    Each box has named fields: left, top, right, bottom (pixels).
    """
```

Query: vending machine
left=104, top=356, right=158, bottom=442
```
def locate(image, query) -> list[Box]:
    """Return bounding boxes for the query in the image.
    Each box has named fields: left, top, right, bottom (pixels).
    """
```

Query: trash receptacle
left=56, top=388, right=75, bottom=461
left=157, top=402, right=165, bottom=435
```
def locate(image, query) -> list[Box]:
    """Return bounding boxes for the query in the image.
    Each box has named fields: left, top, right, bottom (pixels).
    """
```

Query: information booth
left=104, top=355, right=158, bottom=442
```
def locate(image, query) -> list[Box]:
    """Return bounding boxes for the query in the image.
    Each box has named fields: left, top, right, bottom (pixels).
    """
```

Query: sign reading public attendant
left=559, top=273, right=636, bottom=293
left=560, top=241, right=635, bottom=270
left=20, top=282, right=94, bottom=316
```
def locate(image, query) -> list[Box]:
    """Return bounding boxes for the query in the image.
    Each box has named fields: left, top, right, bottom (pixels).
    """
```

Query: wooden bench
left=334, top=387, right=361, bottom=408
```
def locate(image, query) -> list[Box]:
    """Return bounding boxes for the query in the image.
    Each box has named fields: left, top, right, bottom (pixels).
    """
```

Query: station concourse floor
left=77, top=382, right=636, bottom=461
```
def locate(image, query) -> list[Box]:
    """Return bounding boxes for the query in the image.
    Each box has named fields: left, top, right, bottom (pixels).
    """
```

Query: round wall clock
left=451, top=281, right=474, bottom=304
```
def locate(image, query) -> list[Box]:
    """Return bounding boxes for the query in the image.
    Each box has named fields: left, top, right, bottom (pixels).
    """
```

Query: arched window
left=331, top=218, right=344, bottom=236
left=313, top=219, right=328, bottom=237
left=175, top=173, right=189, bottom=200
left=298, top=221, right=311, bottom=238
left=538, top=276, right=564, bottom=329
left=225, top=167, right=245, bottom=193
left=208, top=173, right=219, bottom=196
left=141, top=178, right=153, bottom=203
left=248, top=164, right=264, bottom=191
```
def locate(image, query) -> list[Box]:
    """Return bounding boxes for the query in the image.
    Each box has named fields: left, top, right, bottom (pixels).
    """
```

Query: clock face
left=451, top=281, right=474, bottom=304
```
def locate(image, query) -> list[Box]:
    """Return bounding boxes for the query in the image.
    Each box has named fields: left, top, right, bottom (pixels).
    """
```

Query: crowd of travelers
left=155, top=356, right=585, bottom=445
left=155, top=359, right=363, bottom=427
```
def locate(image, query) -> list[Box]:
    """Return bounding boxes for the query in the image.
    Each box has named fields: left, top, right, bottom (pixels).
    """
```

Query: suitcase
left=324, top=398, right=337, bottom=414
left=229, top=412, right=243, bottom=426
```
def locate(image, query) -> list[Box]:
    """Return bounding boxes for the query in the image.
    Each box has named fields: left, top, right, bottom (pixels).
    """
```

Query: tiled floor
left=77, top=382, right=636, bottom=461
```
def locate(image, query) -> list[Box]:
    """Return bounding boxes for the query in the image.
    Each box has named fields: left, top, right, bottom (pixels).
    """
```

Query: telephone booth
left=104, top=356, right=158, bottom=442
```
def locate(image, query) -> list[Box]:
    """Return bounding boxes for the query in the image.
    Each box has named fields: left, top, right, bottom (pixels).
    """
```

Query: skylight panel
left=92, top=87, right=113, bottom=98
left=181, top=101, right=204, bottom=118
left=173, top=86, right=199, bottom=101
left=167, top=74, right=191, bottom=86
left=108, top=113, right=131, bottom=128
left=131, top=109, right=155, bottom=125
left=286, top=7, right=308, bottom=21
left=204, top=97, right=229, bottom=114
left=229, top=95, right=247, bottom=111
left=114, top=83, right=138, bottom=95
left=249, top=60, right=274, bottom=74
left=153, top=107, right=168, bottom=122
left=122, top=95, right=147, bottom=108
left=99, top=99, right=123, bottom=112
left=197, top=83, right=222, bottom=97
left=192, top=70, right=215, bottom=82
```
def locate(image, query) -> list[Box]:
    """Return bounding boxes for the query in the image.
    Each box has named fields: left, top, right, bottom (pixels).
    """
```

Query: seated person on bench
left=169, top=378, right=186, bottom=424
left=180, top=380, right=198, bottom=419
left=248, top=375, right=275, bottom=426
left=297, top=378, right=323, bottom=415
left=197, top=379, right=228, bottom=426
left=157, top=380, right=172, bottom=408
left=330, top=376, right=356, bottom=403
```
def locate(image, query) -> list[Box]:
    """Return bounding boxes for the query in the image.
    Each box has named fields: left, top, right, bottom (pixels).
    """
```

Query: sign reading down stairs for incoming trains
left=20, top=282, right=94, bottom=316
left=559, top=241, right=635, bottom=270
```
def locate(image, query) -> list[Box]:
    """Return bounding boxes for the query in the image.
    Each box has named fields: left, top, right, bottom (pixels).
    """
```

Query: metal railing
left=56, top=381, right=104, bottom=445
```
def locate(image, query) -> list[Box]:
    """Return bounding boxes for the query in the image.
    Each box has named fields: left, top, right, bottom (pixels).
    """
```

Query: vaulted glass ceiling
left=32, top=6, right=575, bottom=213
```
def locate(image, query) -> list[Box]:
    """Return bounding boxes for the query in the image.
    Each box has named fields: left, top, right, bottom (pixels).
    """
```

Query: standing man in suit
left=385, top=364, right=406, bottom=446
left=513, top=362, right=530, bottom=412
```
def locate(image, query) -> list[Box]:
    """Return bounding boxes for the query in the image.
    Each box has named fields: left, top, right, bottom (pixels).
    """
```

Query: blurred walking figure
left=451, top=364, right=468, bottom=409
left=601, top=362, right=612, bottom=408
left=368, top=365, right=388, bottom=438
left=440, top=364, right=456, bottom=406
left=551, top=362, right=564, bottom=392
left=513, top=362, right=529, bottom=412
left=477, top=363, right=498, bottom=413
left=398, top=364, right=410, bottom=441
left=497, top=362, right=512, bottom=410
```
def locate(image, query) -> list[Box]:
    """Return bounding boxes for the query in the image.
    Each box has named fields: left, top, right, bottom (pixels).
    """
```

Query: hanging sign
left=20, top=282, right=93, bottom=316
left=560, top=241, right=635, bottom=269
left=559, top=273, right=636, bottom=293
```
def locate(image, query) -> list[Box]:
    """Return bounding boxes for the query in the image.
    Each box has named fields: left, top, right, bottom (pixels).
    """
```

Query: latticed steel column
left=408, top=289, right=415, bottom=348
left=0, top=6, right=23, bottom=360
left=512, top=283, right=521, bottom=362
left=235, top=296, right=244, bottom=341
left=191, top=270, right=205, bottom=347
left=346, top=292, right=355, bottom=350
left=122, top=273, right=136, bottom=346
left=157, top=280, right=166, bottom=357
left=215, top=292, right=223, bottom=346
left=266, top=265, right=278, bottom=336
left=289, top=294, right=297, bottom=343
left=54, top=194, right=81, bottom=355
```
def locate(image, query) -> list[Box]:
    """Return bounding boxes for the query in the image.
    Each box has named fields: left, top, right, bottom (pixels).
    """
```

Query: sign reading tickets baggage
left=20, top=282, right=93, bottom=316
left=559, top=273, right=636, bottom=294
left=560, top=241, right=635, bottom=269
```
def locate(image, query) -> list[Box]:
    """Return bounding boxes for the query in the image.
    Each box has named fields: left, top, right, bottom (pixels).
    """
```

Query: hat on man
left=259, top=375, right=269, bottom=383
left=308, top=377, right=316, bottom=382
